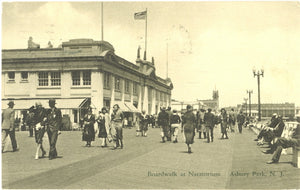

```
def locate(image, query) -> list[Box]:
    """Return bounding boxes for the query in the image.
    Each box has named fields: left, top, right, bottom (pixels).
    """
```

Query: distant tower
left=213, top=90, right=219, bottom=100
left=212, top=90, right=219, bottom=110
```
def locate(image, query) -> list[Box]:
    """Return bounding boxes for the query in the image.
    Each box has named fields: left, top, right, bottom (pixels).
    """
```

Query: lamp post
left=247, top=90, right=253, bottom=117
left=244, top=98, right=248, bottom=116
left=253, top=68, right=264, bottom=121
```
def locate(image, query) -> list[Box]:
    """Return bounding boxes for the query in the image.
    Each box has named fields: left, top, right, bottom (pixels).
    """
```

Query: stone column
left=29, top=72, right=38, bottom=98
left=61, top=71, right=71, bottom=98
left=91, top=71, right=103, bottom=114
left=143, top=85, right=148, bottom=114
left=151, top=89, right=156, bottom=115
left=121, top=79, right=125, bottom=102
left=138, top=84, right=142, bottom=112
left=110, top=76, right=115, bottom=115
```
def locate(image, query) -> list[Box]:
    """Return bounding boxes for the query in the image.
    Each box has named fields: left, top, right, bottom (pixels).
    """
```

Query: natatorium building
left=2, top=39, right=173, bottom=125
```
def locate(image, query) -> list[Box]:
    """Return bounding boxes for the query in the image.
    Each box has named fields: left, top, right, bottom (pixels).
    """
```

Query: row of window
left=103, top=72, right=138, bottom=94
left=7, top=71, right=91, bottom=87
left=8, top=71, right=28, bottom=81
left=6, top=71, right=168, bottom=99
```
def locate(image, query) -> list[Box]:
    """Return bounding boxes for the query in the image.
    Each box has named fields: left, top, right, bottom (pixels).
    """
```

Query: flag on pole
left=134, top=11, right=147, bottom=20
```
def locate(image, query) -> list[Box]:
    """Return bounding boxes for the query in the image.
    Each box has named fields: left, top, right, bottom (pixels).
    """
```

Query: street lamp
left=244, top=98, right=248, bottom=116
left=253, top=68, right=264, bottom=121
left=247, top=90, right=253, bottom=117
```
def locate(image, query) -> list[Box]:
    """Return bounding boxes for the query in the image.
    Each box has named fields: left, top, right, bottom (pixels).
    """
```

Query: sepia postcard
left=1, top=1, right=300, bottom=189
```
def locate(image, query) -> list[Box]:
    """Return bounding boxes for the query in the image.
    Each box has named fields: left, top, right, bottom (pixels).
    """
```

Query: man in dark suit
left=237, top=110, right=246, bottom=133
left=157, top=107, right=170, bottom=143
left=2, top=100, right=18, bottom=152
left=46, top=99, right=62, bottom=160
left=204, top=108, right=215, bottom=143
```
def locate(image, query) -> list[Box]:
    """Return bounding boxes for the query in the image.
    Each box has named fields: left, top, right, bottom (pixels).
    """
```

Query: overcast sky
left=2, top=1, right=300, bottom=107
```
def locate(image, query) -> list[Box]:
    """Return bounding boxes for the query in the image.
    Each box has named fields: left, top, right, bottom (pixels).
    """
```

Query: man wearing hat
left=2, top=100, right=18, bottom=152
left=157, top=106, right=170, bottom=143
left=45, top=99, right=62, bottom=160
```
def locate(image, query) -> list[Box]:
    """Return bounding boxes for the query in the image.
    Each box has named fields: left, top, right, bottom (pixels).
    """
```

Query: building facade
left=2, top=39, right=173, bottom=124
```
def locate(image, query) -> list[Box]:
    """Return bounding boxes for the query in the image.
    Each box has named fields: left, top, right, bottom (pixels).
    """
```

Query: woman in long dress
left=82, top=108, right=96, bottom=147
left=182, top=105, right=196, bottom=153
left=97, top=107, right=110, bottom=147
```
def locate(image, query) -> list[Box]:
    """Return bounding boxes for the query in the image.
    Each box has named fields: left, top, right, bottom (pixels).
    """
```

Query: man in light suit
left=2, top=100, right=18, bottom=152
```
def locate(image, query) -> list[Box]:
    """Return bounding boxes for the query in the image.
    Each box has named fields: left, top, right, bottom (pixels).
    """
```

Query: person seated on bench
left=255, top=114, right=284, bottom=145
left=266, top=123, right=300, bottom=164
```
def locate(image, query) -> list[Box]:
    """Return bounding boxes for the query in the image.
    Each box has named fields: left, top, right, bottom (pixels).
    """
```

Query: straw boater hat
left=8, top=100, right=15, bottom=106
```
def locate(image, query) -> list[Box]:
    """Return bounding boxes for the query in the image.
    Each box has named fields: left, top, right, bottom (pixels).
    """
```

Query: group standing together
left=156, top=105, right=247, bottom=153
left=2, top=99, right=62, bottom=160
left=81, top=104, right=124, bottom=150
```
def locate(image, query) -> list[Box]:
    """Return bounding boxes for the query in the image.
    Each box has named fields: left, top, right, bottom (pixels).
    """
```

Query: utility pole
left=247, top=90, right=253, bottom=117
left=244, top=98, right=248, bottom=116
left=253, top=68, right=264, bottom=121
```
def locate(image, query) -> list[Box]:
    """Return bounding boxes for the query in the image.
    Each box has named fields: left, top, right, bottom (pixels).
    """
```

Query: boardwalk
left=2, top=127, right=300, bottom=189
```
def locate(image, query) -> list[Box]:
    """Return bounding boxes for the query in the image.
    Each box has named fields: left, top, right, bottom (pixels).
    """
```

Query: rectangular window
left=156, top=91, right=159, bottom=100
left=104, top=72, right=110, bottom=89
left=21, top=72, right=28, bottom=80
left=133, top=82, right=137, bottom=94
left=38, top=72, right=48, bottom=86
left=8, top=72, right=15, bottom=81
left=51, top=72, right=61, bottom=86
left=125, top=80, right=130, bottom=93
left=115, top=76, right=121, bottom=91
left=72, top=71, right=81, bottom=86
left=83, top=71, right=91, bottom=85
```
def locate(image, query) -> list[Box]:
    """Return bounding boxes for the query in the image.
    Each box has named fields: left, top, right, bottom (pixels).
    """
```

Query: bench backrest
left=281, top=122, right=299, bottom=138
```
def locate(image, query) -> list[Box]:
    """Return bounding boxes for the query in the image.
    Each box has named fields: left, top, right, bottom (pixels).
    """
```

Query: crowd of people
left=2, top=100, right=255, bottom=160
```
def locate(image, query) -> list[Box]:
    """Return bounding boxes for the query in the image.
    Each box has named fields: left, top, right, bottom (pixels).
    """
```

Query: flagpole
left=145, top=8, right=147, bottom=59
left=101, top=2, right=104, bottom=41
left=166, top=42, right=168, bottom=78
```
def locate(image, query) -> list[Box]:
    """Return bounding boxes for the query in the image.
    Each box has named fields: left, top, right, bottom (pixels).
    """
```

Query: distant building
left=2, top=38, right=173, bottom=125
left=197, top=90, right=219, bottom=111
left=171, top=90, right=219, bottom=112
left=239, top=102, right=295, bottom=119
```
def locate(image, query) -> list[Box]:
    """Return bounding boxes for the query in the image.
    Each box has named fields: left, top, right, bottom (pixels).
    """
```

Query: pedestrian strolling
left=228, top=108, right=236, bottom=133
left=140, top=111, right=148, bottom=137
left=97, top=107, right=110, bottom=147
left=33, top=102, right=47, bottom=159
left=166, top=107, right=173, bottom=141
left=204, top=108, right=215, bottom=143
left=170, top=110, right=181, bottom=143
left=2, top=100, right=18, bottom=153
left=46, top=99, right=62, bottom=160
left=157, top=107, right=170, bottom=143
left=182, top=105, right=196, bottom=153
left=237, top=110, right=246, bottom=134
left=220, top=108, right=229, bottom=139
left=111, top=104, right=124, bottom=149
left=198, top=109, right=206, bottom=139
left=82, top=107, right=96, bottom=147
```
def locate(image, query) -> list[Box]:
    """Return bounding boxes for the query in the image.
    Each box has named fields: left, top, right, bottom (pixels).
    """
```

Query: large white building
left=2, top=38, right=173, bottom=125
